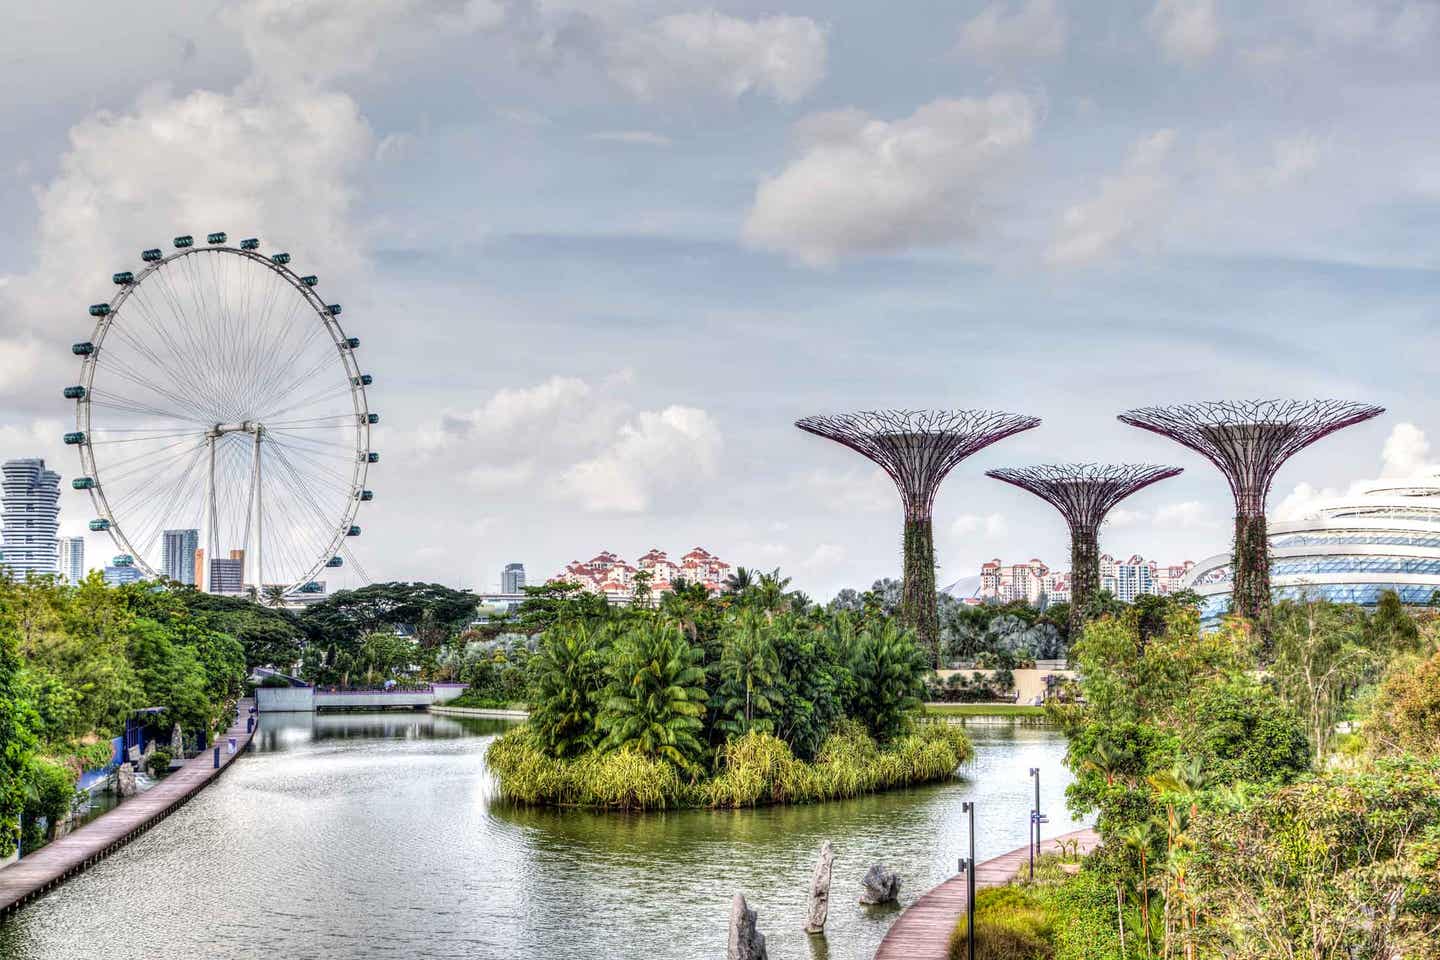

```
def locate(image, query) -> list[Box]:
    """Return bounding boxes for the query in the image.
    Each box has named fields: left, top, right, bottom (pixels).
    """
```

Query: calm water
left=0, top=712, right=1086, bottom=960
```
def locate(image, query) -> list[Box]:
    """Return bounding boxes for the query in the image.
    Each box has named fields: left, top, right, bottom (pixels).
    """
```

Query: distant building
left=1, top=458, right=61, bottom=579
left=501, top=562, right=526, bottom=594
left=978, top=554, right=1193, bottom=606
left=162, top=528, right=199, bottom=584
left=197, top=548, right=245, bottom=594
left=549, top=547, right=733, bottom=603
left=59, top=536, right=85, bottom=584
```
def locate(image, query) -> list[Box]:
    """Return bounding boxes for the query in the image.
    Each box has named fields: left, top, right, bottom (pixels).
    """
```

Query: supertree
left=795, top=409, right=1040, bottom=664
left=986, top=463, right=1182, bottom=638
left=1118, top=399, right=1384, bottom=623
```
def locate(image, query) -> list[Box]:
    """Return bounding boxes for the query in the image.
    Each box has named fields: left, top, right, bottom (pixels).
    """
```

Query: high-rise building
left=206, top=548, right=245, bottom=594
left=162, top=528, right=199, bottom=584
left=59, top=536, right=85, bottom=584
left=976, top=554, right=1192, bottom=606
left=501, top=562, right=526, bottom=593
left=1, top=458, right=61, bottom=579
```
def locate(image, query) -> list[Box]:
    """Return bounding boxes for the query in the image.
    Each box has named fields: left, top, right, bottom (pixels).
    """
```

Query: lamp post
left=1029, top=767, right=1042, bottom=880
left=959, top=800, right=976, bottom=960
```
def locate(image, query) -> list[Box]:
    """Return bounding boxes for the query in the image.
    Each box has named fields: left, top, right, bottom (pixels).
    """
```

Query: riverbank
left=874, top=826, right=1101, bottom=960
left=0, top=700, right=258, bottom=917
left=429, top=705, right=528, bottom=719
left=923, top=703, right=1048, bottom=717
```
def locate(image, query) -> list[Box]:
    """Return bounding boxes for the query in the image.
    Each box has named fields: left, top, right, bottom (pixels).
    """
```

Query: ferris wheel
left=64, top=232, right=376, bottom=595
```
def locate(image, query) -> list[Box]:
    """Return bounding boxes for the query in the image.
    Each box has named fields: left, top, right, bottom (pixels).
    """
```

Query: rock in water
left=115, top=763, right=137, bottom=798
left=805, top=841, right=835, bottom=933
left=858, top=864, right=901, bottom=905
left=727, top=894, right=769, bottom=960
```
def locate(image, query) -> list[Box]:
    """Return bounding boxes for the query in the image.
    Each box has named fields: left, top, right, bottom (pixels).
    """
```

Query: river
left=0, top=712, right=1087, bottom=960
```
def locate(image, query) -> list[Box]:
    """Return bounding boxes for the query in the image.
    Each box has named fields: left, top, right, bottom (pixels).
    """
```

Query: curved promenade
left=0, top=699, right=258, bottom=917
left=874, top=825, right=1101, bottom=960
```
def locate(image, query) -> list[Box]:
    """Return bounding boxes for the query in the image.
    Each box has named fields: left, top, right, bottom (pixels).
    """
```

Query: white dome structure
left=1186, top=477, right=1440, bottom=623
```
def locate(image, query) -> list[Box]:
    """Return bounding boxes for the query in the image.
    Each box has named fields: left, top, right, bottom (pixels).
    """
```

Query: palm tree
left=717, top=608, right=780, bottom=734
left=723, top=566, right=756, bottom=595
left=752, top=568, right=793, bottom=616
left=1121, top=821, right=1159, bottom=958
left=261, top=584, right=288, bottom=608
left=599, top=620, right=709, bottom=770
left=849, top=620, right=927, bottom=743
left=530, top=621, right=609, bottom=758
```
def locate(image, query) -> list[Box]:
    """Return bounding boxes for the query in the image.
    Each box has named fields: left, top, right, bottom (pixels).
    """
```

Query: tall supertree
left=795, top=409, right=1040, bottom=665
left=986, top=463, right=1182, bottom=639
left=1118, top=400, right=1384, bottom=623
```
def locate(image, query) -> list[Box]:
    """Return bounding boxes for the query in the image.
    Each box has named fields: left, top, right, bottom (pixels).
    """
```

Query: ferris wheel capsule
left=89, top=303, right=111, bottom=317
left=72, top=342, right=95, bottom=355
left=113, top=271, right=134, bottom=285
left=73, top=477, right=95, bottom=490
left=357, top=490, right=373, bottom=501
left=173, top=235, right=193, bottom=248
left=366, top=452, right=379, bottom=463
left=207, top=232, right=227, bottom=244
left=63, top=385, right=87, bottom=399
left=326, top=557, right=344, bottom=568
left=142, top=248, right=163, bottom=262
left=63, top=432, right=85, bottom=445
left=365, top=413, right=379, bottom=424
left=325, top=304, right=341, bottom=316
left=240, top=238, right=259, bottom=250
left=271, top=252, right=290, bottom=264
left=346, top=525, right=361, bottom=536
left=352, top=374, right=372, bottom=386
left=89, top=519, right=110, bottom=531
left=300, top=275, right=318, bottom=286
left=343, top=337, right=360, bottom=349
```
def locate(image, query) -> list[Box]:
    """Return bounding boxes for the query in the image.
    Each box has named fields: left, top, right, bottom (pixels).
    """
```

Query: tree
left=0, top=622, right=36, bottom=858
left=261, top=584, right=289, bottom=609
left=599, top=620, right=708, bottom=769
left=715, top=609, right=780, bottom=735
left=528, top=621, right=609, bottom=758
left=302, top=582, right=479, bottom=648
left=1366, top=648, right=1440, bottom=756
left=1269, top=597, right=1374, bottom=757
left=723, top=567, right=756, bottom=595
left=848, top=620, right=927, bottom=743
left=358, top=631, right=413, bottom=683
left=515, top=581, right=609, bottom=634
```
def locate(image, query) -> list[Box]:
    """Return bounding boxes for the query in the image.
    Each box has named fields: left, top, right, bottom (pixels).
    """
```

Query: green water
left=0, top=711, right=1086, bottom=960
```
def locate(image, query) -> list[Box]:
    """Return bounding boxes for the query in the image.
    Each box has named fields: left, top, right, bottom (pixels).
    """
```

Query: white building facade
left=1, top=458, right=61, bottom=579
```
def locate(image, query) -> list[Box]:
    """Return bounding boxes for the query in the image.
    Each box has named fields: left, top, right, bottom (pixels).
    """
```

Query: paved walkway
left=0, top=699, right=258, bottom=918
left=874, top=826, right=1102, bottom=960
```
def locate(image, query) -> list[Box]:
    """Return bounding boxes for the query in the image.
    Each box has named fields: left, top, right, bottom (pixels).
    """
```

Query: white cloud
left=588, top=130, right=673, bottom=146
left=1382, top=421, right=1431, bottom=476
left=957, top=0, right=1067, bottom=60
left=226, top=0, right=506, bottom=86
left=1276, top=422, right=1440, bottom=521
left=605, top=11, right=827, bottom=104
left=1105, top=506, right=1147, bottom=528
left=558, top=406, right=723, bottom=512
left=1148, top=0, right=1221, bottom=63
left=952, top=512, right=1009, bottom=537
left=1298, top=0, right=1440, bottom=50
left=801, top=543, right=847, bottom=569
left=422, top=375, right=596, bottom=452
left=743, top=93, right=1037, bottom=265
left=798, top=467, right=895, bottom=514
left=1152, top=500, right=1218, bottom=529
left=1047, top=128, right=1176, bottom=265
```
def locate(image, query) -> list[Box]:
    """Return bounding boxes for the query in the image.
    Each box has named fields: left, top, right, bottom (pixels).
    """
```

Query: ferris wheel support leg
left=204, top=431, right=218, bottom=593
left=252, top=428, right=263, bottom=596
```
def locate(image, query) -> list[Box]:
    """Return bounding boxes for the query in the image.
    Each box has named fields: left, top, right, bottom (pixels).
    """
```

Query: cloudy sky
left=1, top=0, right=1438, bottom=597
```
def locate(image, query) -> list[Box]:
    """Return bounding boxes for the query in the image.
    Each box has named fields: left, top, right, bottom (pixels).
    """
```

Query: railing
left=313, top=684, right=435, bottom=696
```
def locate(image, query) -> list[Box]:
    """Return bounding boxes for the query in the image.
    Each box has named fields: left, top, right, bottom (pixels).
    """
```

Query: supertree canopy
left=986, top=463, right=1182, bottom=638
left=795, top=409, right=1040, bottom=665
left=1118, top=399, right=1383, bottom=623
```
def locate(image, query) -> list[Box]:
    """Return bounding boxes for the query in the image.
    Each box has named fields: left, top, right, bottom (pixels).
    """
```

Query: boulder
left=115, top=763, right=137, bottom=798
left=126, top=744, right=140, bottom=763
left=170, top=723, right=184, bottom=757
left=727, top=894, right=769, bottom=960
left=858, top=864, right=901, bottom=905
left=805, top=841, right=834, bottom=934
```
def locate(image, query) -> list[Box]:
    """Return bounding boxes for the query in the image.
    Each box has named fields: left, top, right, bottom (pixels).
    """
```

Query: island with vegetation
left=485, top=574, right=974, bottom=809
left=949, top=590, right=1440, bottom=960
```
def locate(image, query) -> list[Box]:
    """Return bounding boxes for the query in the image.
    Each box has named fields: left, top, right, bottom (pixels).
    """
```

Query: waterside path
left=874, top=825, right=1102, bottom=960
left=0, top=698, right=258, bottom=917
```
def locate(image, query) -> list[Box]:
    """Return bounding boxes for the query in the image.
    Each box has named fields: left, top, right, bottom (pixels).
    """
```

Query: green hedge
left=948, top=858, right=1123, bottom=960
left=486, top=721, right=973, bottom=810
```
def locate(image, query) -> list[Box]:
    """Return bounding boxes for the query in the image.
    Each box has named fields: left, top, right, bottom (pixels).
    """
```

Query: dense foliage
left=485, top=572, right=966, bottom=808
left=0, top=573, right=252, bottom=856
left=1041, top=590, right=1440, bottom=960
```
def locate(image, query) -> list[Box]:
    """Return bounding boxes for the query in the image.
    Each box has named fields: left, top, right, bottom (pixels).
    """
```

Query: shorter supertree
left=986, top=463, right=1182, bottom=639
left=795, top=409, right=1039, bottom=665
left=1119, top=399, right=1384, bottom=623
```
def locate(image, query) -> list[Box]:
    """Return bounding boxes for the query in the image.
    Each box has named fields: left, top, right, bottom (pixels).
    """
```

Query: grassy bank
left=948, top=856, right=1122, bottom=960
left=924, top=703, right=1048, bottom=717
left=486, top=721, right=973, bottom=810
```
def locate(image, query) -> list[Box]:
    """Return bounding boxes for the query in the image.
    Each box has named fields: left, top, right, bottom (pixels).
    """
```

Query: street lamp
left=1028, top=767, right=1048, bottom=880
left=958, top=800, right=976, bottom=960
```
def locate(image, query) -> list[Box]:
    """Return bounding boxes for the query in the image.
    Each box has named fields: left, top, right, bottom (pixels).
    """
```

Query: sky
left=1, top=0, right=1438, bottom=598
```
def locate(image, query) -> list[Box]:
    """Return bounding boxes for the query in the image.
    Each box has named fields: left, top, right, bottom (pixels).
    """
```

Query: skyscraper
left=502, top=562, right=526, bottom=593
left=162, top=528, right=199, bottom=584
left=59, top=536, right=85, bottom=584
left=1, top=458, right=61, bottom=579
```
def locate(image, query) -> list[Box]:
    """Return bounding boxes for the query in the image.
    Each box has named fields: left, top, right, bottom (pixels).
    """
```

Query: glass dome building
left=1185, top=478, right=1440, bottom=624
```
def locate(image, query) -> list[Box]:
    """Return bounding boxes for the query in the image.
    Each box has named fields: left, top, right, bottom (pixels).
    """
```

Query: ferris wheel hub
left=208, top=421, right=263, bottom=438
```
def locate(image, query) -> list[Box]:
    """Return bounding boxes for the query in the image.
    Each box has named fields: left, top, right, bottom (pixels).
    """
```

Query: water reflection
left=0, top=713, right=1086, bottom=960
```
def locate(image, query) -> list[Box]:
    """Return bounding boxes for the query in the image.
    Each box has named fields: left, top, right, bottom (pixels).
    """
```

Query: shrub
left=144, top=749, right=173, bottom=777
left=948, top=885, right=1054, bottom=960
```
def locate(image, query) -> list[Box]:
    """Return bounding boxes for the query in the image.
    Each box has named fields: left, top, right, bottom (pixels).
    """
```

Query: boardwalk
left=0, top=699, right=258, bottom=917
left=874, top=826, right=1102, bottom=960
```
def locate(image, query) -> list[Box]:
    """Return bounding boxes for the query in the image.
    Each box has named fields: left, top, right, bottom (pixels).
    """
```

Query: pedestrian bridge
left=256, top=683, right=468, bottom=712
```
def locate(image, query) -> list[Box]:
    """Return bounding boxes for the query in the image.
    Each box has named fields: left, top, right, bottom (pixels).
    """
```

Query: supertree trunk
left=1069, top=523, right=1100, bottom=640
left=902, top=516, right=940, bottom=666
left=1231, top=512, right=1270, bottom=623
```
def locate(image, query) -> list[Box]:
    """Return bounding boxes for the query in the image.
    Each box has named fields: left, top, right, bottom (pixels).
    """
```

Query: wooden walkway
left=874, top=826, right=1102, bottom=960
left=0, top=699, right=258, bottom=918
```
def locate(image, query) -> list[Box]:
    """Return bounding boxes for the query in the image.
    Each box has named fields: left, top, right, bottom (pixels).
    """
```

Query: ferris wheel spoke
left=254, top=351, right=349, bottom=422
left=147, top=264, right=228, bottom=413
left=112, top=441, right=210, bottom=560
left=96, top=346, right=218, bottom=423
left=87, top=391, right=212, bottom=425
left=264, top=436, right=356, bottom=491
left=98, top=434, right=209, bottom=490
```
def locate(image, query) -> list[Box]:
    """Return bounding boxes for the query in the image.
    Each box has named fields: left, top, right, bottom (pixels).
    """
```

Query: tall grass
left=487, top=719, right=973, bottom=810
